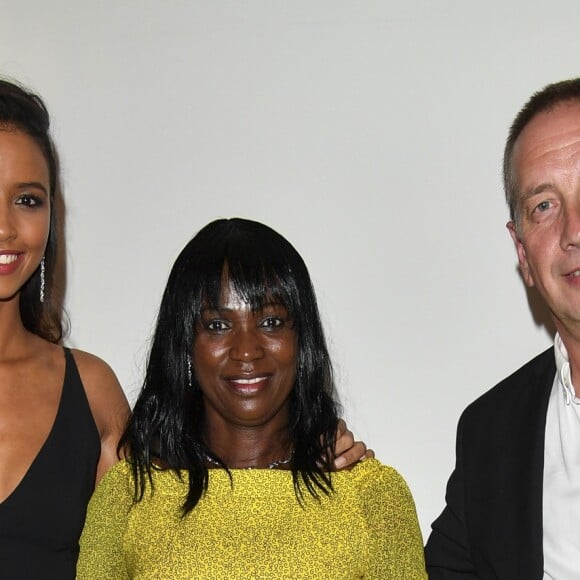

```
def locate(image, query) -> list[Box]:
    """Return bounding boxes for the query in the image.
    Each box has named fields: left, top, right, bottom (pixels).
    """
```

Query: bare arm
left=72, top=350, right=130, bottom=484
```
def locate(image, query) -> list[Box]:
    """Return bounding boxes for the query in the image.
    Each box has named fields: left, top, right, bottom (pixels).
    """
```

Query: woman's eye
left=206, top=319, right=229, bottom=331
left=16, top=194, right=44, bottom=208
left=261, top=317, right=284, bottom=329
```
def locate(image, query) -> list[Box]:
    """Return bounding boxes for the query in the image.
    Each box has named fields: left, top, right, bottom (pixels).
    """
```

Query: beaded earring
left=39, top=257, right=45, bottom=303
left=187, top=355, right=192, bottom=388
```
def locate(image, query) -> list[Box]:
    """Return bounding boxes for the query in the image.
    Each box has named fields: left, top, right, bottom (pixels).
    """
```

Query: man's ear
left=507, top=221, right=534, bottom=287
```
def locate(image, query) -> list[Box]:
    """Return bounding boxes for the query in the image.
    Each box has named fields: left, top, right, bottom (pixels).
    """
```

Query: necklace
left=204, top=452, right=293, bottom=470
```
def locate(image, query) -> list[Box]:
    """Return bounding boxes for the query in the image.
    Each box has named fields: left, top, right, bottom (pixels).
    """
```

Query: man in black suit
left=425, top=78, right=580, bottom=579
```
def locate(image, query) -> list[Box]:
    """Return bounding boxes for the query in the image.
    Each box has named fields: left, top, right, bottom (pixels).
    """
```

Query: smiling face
left=193, top=282, right=297, bottom=433
left=508, top=101, right=580, bottom=337
left=0, top=129, right=50, bottom=303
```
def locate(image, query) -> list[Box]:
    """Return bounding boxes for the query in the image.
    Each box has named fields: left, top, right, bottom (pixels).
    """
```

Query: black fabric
left=425, top=348, right=555, bottom=579
left=0, top=348, right=100, bottom=579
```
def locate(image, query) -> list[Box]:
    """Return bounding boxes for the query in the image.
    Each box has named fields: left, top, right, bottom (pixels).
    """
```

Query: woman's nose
left=229, top=328, right=264, bottom=362
left=0, top=206, right=16, bottom=242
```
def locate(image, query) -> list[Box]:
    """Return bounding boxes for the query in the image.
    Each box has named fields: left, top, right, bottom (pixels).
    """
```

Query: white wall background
left=2, top=0, right=579, bottom=537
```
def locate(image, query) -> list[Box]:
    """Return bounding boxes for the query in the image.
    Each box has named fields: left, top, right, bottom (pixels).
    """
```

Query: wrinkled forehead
left=512, top=102, right=580, bottom=195
left=514, top=102, right=580, bottom=156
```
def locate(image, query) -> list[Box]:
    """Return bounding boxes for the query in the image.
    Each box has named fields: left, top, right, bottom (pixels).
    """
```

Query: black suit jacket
left=424, top=348, right=556, bottom=579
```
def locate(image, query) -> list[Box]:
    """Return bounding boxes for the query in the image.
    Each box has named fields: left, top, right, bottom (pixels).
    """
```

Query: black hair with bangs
left=121, top=217, right=340, bottom=513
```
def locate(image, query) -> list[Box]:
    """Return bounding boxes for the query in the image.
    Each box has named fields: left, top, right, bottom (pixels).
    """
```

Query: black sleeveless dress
left=0, top=348, right=100, bottom=579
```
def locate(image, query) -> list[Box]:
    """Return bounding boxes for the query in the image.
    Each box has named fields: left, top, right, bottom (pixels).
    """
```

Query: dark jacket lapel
left=461, top=348, right=555, bottom=578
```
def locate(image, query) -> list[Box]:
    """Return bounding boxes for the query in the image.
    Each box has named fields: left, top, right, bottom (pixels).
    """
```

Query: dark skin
left=193, top=285, right=371, bottom=470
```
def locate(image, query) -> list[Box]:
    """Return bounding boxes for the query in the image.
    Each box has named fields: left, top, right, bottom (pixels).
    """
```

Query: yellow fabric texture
left=77, top=458, right=426, bottom=579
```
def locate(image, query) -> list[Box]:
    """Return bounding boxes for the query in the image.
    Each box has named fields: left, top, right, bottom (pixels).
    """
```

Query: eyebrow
left=15, top=181, right=49, bottom=195
left=518, top=183, right=557, bottom=205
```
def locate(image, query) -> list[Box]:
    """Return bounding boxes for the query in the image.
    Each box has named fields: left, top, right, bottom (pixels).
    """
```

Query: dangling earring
left=39, top=257, right=45, bottom=303
left=187, top=355, right=192, bottom=388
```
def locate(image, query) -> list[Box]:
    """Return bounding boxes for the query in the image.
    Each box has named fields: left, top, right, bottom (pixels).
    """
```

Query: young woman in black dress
left=0, top=79, right=130, bottom=579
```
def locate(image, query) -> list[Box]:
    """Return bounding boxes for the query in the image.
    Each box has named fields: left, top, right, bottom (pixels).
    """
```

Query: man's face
left=508, top=101, right=580, bottom=336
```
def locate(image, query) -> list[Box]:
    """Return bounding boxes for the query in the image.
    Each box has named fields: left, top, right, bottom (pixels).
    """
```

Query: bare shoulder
left=70, top=349, right=130, bottom=481
left=70, top=349, right=119, bottom=385
left=69, top=349, right=129, bottom=436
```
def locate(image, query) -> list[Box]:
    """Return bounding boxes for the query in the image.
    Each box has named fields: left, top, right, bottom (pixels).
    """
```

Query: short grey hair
left=503, top=78, right=580, bottom=224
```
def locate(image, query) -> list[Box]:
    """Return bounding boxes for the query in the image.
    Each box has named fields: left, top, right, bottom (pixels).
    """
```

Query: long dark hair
left=0, top=79, right=62, bottom=342
left=121, top=218, right=340, bottom=513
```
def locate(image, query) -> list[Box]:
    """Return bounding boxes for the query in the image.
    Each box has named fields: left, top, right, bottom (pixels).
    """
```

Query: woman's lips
left=225, top=375, right=271, bottom=394
left=0, top=252, right=23, bottom=275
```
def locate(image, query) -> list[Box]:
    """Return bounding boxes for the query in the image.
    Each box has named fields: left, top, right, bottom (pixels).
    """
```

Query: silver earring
left=187, top=355, right=192, bottom=388
left=39, top=257, right=45, bottom=303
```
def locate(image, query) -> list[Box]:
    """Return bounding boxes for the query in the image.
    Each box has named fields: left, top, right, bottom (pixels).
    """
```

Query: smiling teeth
left=232, top=377, right=266, bottom=384
left=0, top=254, right=18, bottom=265
left=571, top=271, right=580, bottom=277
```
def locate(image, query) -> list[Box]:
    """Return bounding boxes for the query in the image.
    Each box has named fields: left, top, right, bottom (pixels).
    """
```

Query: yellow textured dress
left=77, top=458, right=426, bottom=579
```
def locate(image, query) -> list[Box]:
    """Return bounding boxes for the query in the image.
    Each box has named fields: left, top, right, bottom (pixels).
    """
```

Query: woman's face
left=0, top=130, right=50, bottom=302
left=193, top=282, right=297, bottom=431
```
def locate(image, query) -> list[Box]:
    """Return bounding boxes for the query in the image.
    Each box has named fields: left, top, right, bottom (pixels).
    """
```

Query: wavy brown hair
left=0, top=79, right=63, bottom=342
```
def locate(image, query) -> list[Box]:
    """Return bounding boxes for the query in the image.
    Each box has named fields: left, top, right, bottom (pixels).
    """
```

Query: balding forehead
left=512, top=102, right=580, bottom=186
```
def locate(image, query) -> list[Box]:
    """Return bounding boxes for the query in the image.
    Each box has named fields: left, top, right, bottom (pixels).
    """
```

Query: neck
left=203, top=420, right=292, bottom=469
left=0, top=298, right=36, bottom=357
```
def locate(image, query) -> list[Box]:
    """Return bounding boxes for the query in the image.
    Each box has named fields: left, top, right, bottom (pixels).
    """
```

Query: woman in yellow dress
left=78, top=218, right=426, bottom=579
